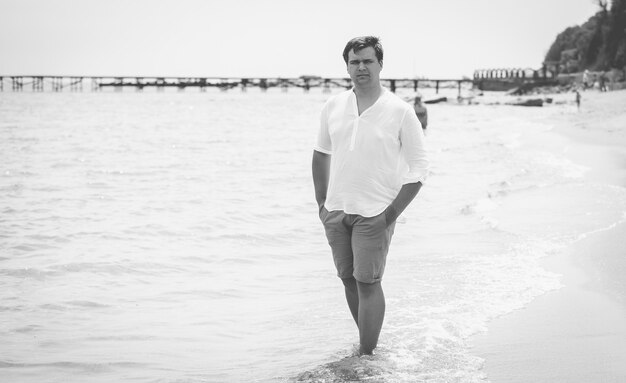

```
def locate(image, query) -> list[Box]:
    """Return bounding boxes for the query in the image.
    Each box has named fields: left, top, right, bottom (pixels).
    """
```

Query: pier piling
left=12, top=77, right=23, bottom=91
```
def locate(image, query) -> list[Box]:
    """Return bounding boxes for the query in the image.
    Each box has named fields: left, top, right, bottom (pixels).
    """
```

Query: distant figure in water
left=412, top=93, right=428, bottom=131
left=312, top=36, right=429, bottom=355
left=575, top=89, right=581, bottom=110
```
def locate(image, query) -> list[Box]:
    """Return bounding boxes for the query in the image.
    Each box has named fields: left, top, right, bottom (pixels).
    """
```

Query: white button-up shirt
left=315, top=88, right=429, bottom=217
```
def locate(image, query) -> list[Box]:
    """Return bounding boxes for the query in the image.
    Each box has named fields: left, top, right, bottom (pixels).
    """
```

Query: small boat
left=424, top=96, right=447, bottom=104
left=510, top=98, right=543, bottom=107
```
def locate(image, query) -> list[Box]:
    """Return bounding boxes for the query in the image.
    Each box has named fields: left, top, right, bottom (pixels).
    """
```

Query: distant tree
left=545, top=26, right=580, bottom=64
left=587, top=11, right=608, bottom=69
left=604, top=0, right=626, bottom=69
left=593, top=0, right=608, bottom=13
left=544, top=0, right=626, bottom=74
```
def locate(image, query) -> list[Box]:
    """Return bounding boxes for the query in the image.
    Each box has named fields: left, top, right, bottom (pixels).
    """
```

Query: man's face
left=346, top=47, right=382, bottom=86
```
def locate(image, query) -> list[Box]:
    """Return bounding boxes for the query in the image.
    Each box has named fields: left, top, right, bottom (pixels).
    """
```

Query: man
left=312, top=36, right=429, bottom=355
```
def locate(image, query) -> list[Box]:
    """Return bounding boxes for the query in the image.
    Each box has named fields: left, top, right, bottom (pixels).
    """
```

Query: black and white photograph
left=1, top=0, right=626, bottom=382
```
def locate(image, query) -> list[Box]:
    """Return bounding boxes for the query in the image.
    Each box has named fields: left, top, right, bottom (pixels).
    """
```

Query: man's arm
left=387, top=106, right=429, bottom=224
left=384, top=181, right=422, bottom=225
left=312, top=150, right=331, bottom=211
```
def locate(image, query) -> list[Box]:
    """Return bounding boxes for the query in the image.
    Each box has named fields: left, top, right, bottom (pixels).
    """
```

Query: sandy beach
left=472, top=89, right=626, bottom=382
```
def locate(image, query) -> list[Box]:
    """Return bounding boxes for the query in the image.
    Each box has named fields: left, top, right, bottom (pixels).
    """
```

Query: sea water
left=1, top=89, right=625, bottom=382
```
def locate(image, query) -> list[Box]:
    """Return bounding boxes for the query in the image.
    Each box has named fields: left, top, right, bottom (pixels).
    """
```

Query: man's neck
left=353, top=82, right=383, bottom=99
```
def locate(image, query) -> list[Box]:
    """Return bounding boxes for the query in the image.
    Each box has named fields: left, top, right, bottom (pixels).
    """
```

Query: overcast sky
left=0, top=0, right=600, bottom=79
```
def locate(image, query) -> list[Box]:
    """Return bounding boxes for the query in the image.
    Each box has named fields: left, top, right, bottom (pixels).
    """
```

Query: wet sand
left=472, top=89, right=626, bottom=382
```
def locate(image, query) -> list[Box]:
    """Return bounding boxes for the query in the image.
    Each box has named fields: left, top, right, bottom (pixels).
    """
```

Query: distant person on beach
left=582, top=69, right=590, bottom=90
left=412, top=93, right=428, bottom=131
left=312, top=36, right=429, bottom=355
left=575, top=89, right=581, bottom=110
left=599, top=72, right=608, bottom=92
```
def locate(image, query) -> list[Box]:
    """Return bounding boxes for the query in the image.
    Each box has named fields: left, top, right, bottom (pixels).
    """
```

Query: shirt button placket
left=349, top=119, right=359, bottom=151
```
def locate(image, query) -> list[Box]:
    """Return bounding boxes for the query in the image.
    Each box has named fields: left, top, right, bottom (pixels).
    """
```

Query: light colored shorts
left=319, top=207, right=396, bottom=284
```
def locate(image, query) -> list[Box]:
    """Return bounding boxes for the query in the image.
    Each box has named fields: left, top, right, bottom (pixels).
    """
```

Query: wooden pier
left=0, top=75, right=474, bottom=95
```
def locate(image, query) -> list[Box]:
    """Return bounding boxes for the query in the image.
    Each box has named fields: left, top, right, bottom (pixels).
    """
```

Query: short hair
left=342, top=36, right=383, bottom=65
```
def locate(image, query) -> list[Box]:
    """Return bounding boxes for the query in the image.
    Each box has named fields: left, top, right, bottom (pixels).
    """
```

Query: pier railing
left=473, top=67, right=557, bottom=91
left=0, top=75, right=473, bottom=95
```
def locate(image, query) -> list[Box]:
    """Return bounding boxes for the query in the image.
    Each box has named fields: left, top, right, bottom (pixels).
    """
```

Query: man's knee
left=356, top=280, right=381, bottom=298
left=341, top=276, right=357, bottom=289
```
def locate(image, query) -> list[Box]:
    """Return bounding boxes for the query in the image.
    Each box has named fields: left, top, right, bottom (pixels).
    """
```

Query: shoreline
left=472, top=90, right=626, bottom=382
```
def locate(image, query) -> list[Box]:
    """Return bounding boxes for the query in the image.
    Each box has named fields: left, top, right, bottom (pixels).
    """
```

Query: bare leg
left=357, top=281, right=385, bottom=355
left=341, top=277, right=359, bottom=325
